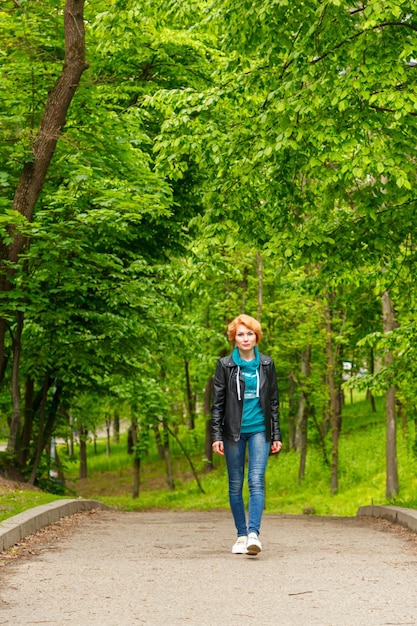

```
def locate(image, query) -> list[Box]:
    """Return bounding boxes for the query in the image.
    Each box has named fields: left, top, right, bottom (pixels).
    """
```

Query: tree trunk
left=413, top=410, right=417, bottom=459
left=296, top=346, right=311, bottom=483
left=154, top=427, right=165, bottom=460
left=130, top=418, right=140, bottom=498
left=324, top=299, right=339, bottom=495
left=113, top=411, right=120, bottom=443
left=0, top=332, right=9, bottom=386
left=288, top=371, right=296, bottom=450
left=105, top=415, right=111, bottom=456
left=296, top=394, right=308, bottom=484
left=204, top=376, right=214, bottom=470
left=321, top=404, right=330, bottom=437
left=39, top=381, right=63, bottom=474
left=7, top=311, right=24, bottom=453
left=184, top=360, right=195, bottom=429
left=0, top=0, right=89, bottom=372
left=311, top=406, right=330, bottom=467
left=18, top=376, right=35, bottom=467
left=132, top=455, right=141, bottom=499
left=69, top=412, right=75, bottom=458
left=79, top=426, right=88, bottom=479
left=28, top=373, right=50, bottom=485
left=381, top=290, right=399, bottom=499
left=162, top=418, right=174, bottom=491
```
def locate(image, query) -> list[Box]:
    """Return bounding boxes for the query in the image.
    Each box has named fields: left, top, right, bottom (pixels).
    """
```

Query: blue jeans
left=223, top=432, right=270, bottom=537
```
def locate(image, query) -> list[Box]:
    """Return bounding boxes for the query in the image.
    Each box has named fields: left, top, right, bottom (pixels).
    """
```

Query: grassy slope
left=61, top=395, right=417, bottom=517
left=1, top=396, right=416, bottom=521
left=0, top=477, right=67, bottom=523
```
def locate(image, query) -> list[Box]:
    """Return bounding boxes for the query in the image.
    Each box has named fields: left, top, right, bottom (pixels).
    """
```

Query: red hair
left=227, top=314, right=263, bottom=344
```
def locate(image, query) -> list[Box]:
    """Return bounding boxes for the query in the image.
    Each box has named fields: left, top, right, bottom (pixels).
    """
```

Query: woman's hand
left=271, top=441, right=282, bottom=454
left=212, top=440, right=224, bottom=456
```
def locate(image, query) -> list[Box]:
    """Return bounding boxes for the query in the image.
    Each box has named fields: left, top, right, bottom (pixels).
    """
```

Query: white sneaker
left=246, top=532, right=262, bottom=555
left=231, top=536, right=247, bottom=554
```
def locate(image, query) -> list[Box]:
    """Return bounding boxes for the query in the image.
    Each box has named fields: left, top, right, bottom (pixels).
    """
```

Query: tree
left=381, top=290, right=399, bottom=498
left=151, top=0, right=417, bottom=495
left=2, top=0, right=416, bottom=502
left=0, top=0, right=213, bottom=482
left=0, top=0, right=88, bottom=376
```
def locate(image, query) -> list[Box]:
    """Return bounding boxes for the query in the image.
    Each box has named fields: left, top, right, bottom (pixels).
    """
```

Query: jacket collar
left=224, top=352, right=272, bottom=367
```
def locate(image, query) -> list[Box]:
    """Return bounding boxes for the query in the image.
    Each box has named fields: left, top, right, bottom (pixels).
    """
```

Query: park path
left=1, top=509, right=417, bottom=626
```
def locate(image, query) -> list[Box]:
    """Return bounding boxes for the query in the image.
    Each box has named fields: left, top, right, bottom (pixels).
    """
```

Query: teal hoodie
left=232, top=346, right=266, bottom=434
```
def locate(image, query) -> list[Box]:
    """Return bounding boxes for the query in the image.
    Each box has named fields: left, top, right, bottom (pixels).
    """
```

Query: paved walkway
left=1, top=509, right=417, bottom=625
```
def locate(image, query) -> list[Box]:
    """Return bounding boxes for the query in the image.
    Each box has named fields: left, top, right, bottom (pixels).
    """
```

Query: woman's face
left=235, top=324, right=257, bottom=352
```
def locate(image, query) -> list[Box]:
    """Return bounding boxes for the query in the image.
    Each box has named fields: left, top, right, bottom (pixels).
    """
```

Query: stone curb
left=357, top=505, right=417, bottom=534
left=0, top=499, right=111, bottom=552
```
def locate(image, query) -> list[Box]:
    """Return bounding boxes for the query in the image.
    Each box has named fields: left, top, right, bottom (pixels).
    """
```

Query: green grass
left=57, top=396, right=417, bottom=517
left=1, top=396, right=417, bottom=521
left=0, top=490, right=68, bottom=523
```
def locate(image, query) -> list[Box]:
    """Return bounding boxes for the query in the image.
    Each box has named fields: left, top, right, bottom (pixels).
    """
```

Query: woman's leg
left=223, top=436, right=248, bottom=536
left=247, top=432, right=270, bottom=536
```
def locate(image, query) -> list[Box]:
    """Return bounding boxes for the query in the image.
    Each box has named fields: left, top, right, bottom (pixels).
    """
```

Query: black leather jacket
left=211, top=352, right=281, bottom=443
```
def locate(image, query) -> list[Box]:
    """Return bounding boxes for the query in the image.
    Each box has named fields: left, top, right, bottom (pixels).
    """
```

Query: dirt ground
left=1, top=508, right=417, bottom=625
left=0, top=475, right=40, bottom=495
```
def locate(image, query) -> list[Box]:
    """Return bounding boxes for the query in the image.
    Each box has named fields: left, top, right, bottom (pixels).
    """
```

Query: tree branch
left=370, top=104, right=417, bottom=117
left=311, top=20, right=417, bottom=65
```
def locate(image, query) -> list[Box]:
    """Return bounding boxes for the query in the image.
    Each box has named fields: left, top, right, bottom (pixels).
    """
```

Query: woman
left=211, top=314, right=282, bottom=555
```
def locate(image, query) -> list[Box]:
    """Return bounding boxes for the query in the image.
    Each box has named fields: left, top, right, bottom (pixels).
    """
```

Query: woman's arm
left=269, top=360, right=282, bottom=443
left=211, top=359, right=226, bottom=445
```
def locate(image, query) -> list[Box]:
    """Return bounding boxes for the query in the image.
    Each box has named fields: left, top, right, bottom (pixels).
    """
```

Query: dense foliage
left=0, top=0, right=416, bottom=502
